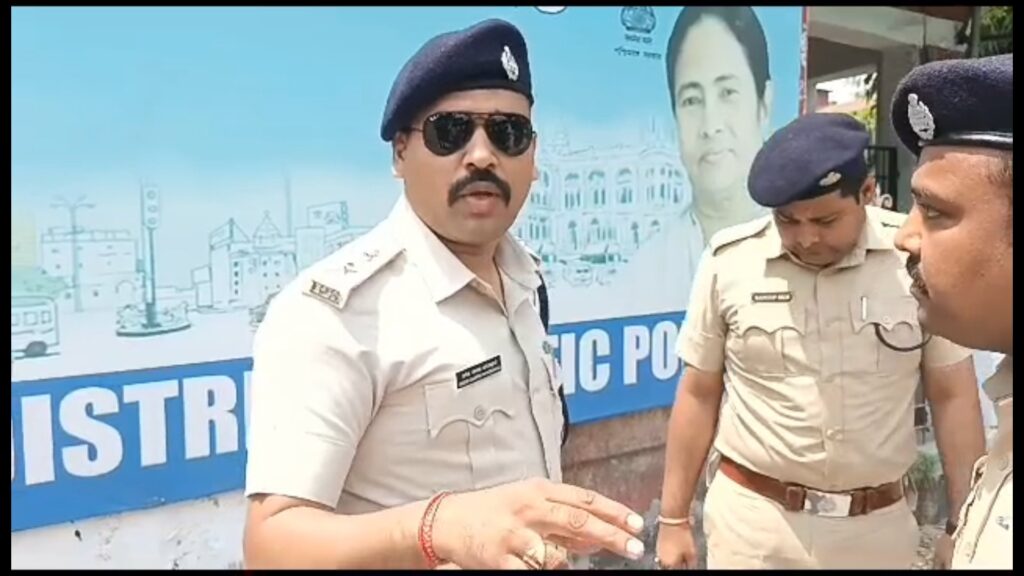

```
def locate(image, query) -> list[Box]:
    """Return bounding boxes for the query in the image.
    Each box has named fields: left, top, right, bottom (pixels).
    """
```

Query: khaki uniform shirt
left=952, top=357, right=1012, bottom=569
left=678, top=207, right=971, bottom=491
left=244, top=197, right=564, bottom=513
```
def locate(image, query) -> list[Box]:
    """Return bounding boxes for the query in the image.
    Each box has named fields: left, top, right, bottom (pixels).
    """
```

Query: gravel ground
left=912, top=524, right=944, bottom=570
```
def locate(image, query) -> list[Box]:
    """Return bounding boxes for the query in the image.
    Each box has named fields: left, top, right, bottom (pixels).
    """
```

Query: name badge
left=752, top=291, right=793, bottom=303
left=456, top=355, right=502, bottom=389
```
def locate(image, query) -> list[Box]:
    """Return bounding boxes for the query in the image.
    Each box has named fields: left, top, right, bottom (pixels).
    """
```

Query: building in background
left=40, top=228, right=141, bottom=311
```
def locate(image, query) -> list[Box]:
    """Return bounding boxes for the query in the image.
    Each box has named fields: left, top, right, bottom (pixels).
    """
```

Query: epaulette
left=708, top=216, right=772, bottom=256
left=302, top=223, right=402, bottom=310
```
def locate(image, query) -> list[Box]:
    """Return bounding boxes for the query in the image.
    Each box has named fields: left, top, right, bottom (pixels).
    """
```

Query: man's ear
left=392, top=133, right=408, bottom=179
left=861, top=174, right=877, bottom=205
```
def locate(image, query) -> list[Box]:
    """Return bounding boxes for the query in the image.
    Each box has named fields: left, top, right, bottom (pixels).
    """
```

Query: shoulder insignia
left=302, top=222, right=402, bottom=310
left=708, top=216, right=772, bottom=255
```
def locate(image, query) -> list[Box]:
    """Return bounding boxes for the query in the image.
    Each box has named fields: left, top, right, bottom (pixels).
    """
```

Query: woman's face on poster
left=672, top=16, right=771, bottom=200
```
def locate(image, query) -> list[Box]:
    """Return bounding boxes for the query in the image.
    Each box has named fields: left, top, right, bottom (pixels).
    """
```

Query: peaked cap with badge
left=380, top=19, right=533, bottom=142
left=748, top=113, right=871, bottom=208
left=891, top=53, right=1012, bottom=158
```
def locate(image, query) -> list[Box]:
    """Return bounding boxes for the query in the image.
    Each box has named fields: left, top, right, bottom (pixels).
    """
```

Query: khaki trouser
left=703, top=472, right=919, bottom=569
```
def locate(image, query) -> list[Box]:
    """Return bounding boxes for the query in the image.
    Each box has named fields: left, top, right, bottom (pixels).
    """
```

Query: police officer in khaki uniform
left=655, top=113, right=986, bottom=569
left=242, top=19, right=646, bottom=570
left=891, top=53, right=1013, bottom=570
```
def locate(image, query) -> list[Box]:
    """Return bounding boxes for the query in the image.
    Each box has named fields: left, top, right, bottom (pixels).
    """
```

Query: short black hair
left=665, top=6, right=771, bottom=111
left=989, top=155, right=1013, bottom=244
left=989, top=155, right=1013, bottom=190
left=836, top=173, right=871, bottom=204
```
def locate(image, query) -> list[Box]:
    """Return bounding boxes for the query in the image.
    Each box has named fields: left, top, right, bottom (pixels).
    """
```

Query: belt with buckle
left=718, top=457, right=904, bottom=518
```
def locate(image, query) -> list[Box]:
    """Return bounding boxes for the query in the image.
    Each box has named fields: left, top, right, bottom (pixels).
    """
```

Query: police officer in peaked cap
left=656, top=112, right=984, bottom=569
left=892, top=53, right=1013, bottom=570
left=242, top=18, right=645, bottom=570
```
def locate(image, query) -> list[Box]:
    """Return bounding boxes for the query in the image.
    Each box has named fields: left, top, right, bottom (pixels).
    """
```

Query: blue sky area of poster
left=11, top=6, right=804, bottom=531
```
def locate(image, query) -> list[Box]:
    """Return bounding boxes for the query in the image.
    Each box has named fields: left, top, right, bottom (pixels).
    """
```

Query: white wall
left=11, top=491, right=247, bottom=570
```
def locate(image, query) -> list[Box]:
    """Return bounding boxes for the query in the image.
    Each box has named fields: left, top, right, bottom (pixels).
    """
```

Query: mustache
left=448, top=170, right=512, bottom=207
left=906, top=255, right=925, bottom=287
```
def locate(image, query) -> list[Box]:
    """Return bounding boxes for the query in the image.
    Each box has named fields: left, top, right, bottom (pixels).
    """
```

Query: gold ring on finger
left=543, top=541, right=569, bottom=569
left=520, top=544, right=546, bottom=570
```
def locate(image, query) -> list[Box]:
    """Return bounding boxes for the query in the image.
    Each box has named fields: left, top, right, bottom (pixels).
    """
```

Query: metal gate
left=866, top=145, right=900, bottom=211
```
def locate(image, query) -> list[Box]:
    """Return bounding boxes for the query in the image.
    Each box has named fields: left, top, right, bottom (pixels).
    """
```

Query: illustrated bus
left=11, top=296, right=60, bottom=358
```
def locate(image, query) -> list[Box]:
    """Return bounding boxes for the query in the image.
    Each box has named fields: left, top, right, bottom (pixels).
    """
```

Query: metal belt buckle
left=803, top=489, right=853, bottom=517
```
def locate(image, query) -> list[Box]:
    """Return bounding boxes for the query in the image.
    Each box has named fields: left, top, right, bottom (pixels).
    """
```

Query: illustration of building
left=194, top=201, right=377, bottom=312
left=40, top=228, right=142, bottom=311
left=324, top=226, right=373, bottom=254
left=516, top=120, right=690, bottom=283
left=307, top=202, right=350, bottom=229
left=294, top=226, right=327, bottom=272
left=198, top=213, right=298, bottom=311
left=300, top=201, right=371, bottom=266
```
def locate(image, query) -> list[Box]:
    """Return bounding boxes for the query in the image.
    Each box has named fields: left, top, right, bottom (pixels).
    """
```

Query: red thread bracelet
left=418, top=491, right=452, bottom=569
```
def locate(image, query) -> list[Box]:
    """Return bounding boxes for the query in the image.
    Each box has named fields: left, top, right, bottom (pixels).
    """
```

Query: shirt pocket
left=848, top=296, right=922, bottom=373
left=423, top=378, right=519, bottom=488
left=730, top=304, right=806, bottom=377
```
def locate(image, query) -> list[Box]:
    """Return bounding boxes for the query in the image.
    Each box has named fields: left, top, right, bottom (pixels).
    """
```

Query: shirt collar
left=388, top=196, right=540, bottom=303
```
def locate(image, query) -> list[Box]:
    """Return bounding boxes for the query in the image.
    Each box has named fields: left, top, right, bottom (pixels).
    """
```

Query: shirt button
left=473, top=406, right=487, bottom=420
left=882, top=316, right=892, bottom=324
left=826, top=429, right=841, bottom=440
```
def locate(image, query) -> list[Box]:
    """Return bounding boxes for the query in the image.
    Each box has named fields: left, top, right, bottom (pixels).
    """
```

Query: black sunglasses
left=408, top=112, right=535, bottom=157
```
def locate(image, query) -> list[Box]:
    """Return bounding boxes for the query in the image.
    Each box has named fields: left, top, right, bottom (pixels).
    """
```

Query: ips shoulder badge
left=301, top=222, right=401, bottom=310
left=307, top=280, right=342, bottom=307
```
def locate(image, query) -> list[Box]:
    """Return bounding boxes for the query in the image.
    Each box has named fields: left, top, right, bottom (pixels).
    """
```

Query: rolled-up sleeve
left=676, top=248, right=727, bottom=372
left=244, top=287, right=380, bottom=508
left=922, top=333, right=973, bottom=369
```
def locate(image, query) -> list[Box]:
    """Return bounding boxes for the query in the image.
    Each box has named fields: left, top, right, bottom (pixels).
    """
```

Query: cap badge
left=819, top=171, right=842, bottom=187
left=907, top=93, right=935, bottom=142
left=501, top=45, right=520, bottom=82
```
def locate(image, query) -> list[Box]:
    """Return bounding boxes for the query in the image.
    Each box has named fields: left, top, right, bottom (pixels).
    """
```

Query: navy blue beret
left=891, top=54, right=1013, bottom=157
left=748, top=113, right=870, bottom=208
left=380, top=19, right=533, bottom=142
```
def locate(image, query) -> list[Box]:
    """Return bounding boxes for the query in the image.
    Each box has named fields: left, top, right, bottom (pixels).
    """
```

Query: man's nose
left=797, top=227, right=819, bottom=249
left=893, top=210, right=921, bottom=254
left=462, top=126, right=498, bottom=172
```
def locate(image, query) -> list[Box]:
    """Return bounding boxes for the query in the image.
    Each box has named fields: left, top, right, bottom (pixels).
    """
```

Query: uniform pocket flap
left=850, top=296, right=919, bottom=332
left=735, top=304, right=806, bottom=336
left=423, top=381, right=515, bottom=439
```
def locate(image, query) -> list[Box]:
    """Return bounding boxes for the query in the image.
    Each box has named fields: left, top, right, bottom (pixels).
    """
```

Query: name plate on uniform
left=456, top=355, right=502, bottom=389
left=751, top=291, right=793, bottom=303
